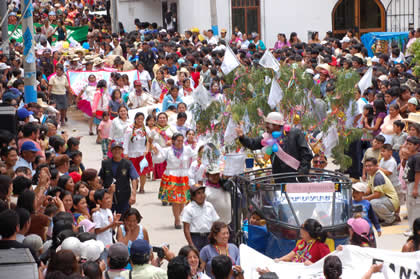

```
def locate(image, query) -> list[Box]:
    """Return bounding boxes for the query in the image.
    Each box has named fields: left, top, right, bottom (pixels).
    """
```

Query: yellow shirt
left=368, top=169, right=400, bottom=210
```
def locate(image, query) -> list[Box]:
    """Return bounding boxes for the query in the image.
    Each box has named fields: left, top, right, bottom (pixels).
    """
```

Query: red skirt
left=129, top=153, right=153, bottom=176
left=154, top=161, right=167, bottom=179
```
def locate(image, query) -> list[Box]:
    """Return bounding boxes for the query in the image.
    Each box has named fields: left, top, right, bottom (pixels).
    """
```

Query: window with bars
left=232, top=0, right=260, bottom=35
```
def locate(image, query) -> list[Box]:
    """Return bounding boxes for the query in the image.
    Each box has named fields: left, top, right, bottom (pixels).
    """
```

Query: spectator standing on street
left=181, top=185, right=219, bottom=251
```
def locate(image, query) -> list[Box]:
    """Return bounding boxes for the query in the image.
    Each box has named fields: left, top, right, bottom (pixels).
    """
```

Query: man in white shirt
left=206, top=29, right=218, bottom=46
left=14, top=141, right=39, bottom=175
left=181, top=185, right=219, bottom=251
left=127, top=80, right=154, bottom=109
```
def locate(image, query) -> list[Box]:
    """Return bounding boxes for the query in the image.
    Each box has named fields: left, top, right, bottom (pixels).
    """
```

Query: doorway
left=332, top=0, right=385, bottom=38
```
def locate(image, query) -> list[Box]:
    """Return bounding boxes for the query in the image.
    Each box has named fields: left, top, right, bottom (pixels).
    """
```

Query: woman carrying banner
left=274, top=219, right=330, bottom=265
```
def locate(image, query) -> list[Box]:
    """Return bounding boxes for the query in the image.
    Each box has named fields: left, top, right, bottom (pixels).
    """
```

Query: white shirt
left=356, top=98, right=367, bottom=128
left=127, top=91, right=154, bottom=109
left=208, top=36, right=219, bottom=46
left=92, top=208, right=113, bottom=246
left=138, top=70, right=152, bottom=92
left=379, top=157, right=399, bottom=187
left=180, top=200, right=219, bottom=233
left=188, top=161, right=206, bottom=185
left=109, top=117, right=131, bottom=142
left=123, top=126, right=148, bottom=158
left=152, top=145, right=195, bottom=177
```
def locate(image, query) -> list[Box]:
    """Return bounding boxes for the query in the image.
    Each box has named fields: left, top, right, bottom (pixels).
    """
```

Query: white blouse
left=123, top=126, right=148, bottom=158
left=153, top=145, right=195, bottom=177
left=109, top=117, right=131, bottom=142
left=188, top=160, right=206, bottom=185
left=149, top=125, right=178, bottom=147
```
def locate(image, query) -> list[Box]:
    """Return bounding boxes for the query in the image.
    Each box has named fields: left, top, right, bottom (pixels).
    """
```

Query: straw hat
left=37, top=98, right=48, bottom=108
left=403, top=113, right=420, bottom=124
left=82, top=55, right=94, bottom=64
left=93, top=57, right=104, bottom=66
left=315, top=63, right=331, bottom=76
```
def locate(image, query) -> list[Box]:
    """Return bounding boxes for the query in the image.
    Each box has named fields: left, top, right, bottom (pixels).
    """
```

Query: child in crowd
left=407, top=122, right=420, bottom=138
left=351, top=182, right=381, bottom=247
left=362, top=135, right=385, bottom=180
left=98, top=112, right=112, bottom=160
left=92, top=189, right=122, bottom=247
left=391, top=120, right=407, bottom=164
left=379, top=143, right=402, bottom=220
left=72, top=194, right=90, bottom=225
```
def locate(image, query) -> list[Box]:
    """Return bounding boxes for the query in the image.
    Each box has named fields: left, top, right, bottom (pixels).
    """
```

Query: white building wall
left=117, top=0, right=162, bottom=32
left=177, top=0, right=230, bottom=36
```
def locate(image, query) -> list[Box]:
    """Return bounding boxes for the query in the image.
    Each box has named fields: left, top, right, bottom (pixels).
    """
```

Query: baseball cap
left=80, top=239, right=104, bottom=261
left=60, top=236, right=82, bottom=257
left=17, top=108, right=34, bottom=120
left=130, top=239, right=151, bottom=256
left=108, top=242, right=129, bottom=260
left=340, top=37, right=351, bottom=43
left=0, top=63, right=11, bottom=70
left=23, top=234, right=43, bottom=252
left=352, top=182, right=367, bottom=193
left=79, top=219, right=96, bottom=233
left=134, top=80, right=142, bottom=86
left=111, top=141, right=124, bottom=150
left=190, top=185, right=206, bottom=194
left=21, top=141, right=40, bottom=152
left=347, top=217, right=370, bottom=238
left=408, top=97, right=418, bottom=106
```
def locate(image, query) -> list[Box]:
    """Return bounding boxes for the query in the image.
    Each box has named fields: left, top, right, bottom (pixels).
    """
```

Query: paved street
left=64, top=107, right=408, bottom=256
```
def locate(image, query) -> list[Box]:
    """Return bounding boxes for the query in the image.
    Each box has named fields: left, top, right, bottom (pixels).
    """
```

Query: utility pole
left=110, top=0, right=119, bottom=34
left=210, top=0, right=218, bottom=36
left=0, top=0, right=9, bottom=57
left=22, top=0, right=37, bottom=104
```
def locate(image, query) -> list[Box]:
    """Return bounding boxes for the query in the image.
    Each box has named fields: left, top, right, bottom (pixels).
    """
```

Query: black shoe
left=65, top=117, right=68, bottom=122
left=162, top=201, right=168, bottom=206
left=175, top=224, right=182, bottom=229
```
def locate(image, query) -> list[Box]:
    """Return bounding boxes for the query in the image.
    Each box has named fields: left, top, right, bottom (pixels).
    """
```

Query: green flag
left=8, top=24, right=89, bottom=43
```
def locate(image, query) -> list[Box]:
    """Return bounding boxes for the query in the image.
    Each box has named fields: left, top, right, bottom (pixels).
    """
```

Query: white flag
left=221, top=46, right=240, bottom=75
left=358, top=67, right=373, bottom=94
left=323, top=126, right=339, bottom=157
left=268, top=78, right=284, bottom=109
left=259, top=50, right=280, bottom=72
left=224, top=117, right=238, bottom=144
left=192, top=84, right=211, bottom=109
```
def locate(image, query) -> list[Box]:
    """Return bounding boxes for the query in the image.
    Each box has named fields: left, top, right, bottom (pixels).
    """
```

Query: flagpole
left=22, top=0, right=37, bottom=104
left=210, top=0, right=218, bottom=36
left=0, top=0, right=9, bottom=57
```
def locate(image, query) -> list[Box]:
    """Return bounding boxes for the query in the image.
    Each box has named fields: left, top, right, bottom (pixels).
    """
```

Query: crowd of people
left=2, top=0, right=420, bottom=278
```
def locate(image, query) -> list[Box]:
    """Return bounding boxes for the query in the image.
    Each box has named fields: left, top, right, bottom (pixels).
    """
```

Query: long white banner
left=240, top=244, right=420, bottom=279
left=66, top=70, right=140, bottom=96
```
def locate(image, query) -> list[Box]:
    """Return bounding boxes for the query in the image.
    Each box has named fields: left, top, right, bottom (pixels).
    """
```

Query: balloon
left=284, top=124, right=291, bottom=132
left=266, top=138, right=277, bottom=146
left=62, top=41, right=69, bottom=49
left=272, top=143, right=279, bottom=153
left=264, top=153, right=271, bottom=161
left=265, top=146, right=273, bottom=155
left=82, top=42, right=90, bottom=49
left=261, top=139, right=268, bottom=146
left=272, top=131, right=282, bottom=139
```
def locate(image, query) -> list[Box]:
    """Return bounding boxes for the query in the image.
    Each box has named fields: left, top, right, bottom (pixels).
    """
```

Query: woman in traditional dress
left=152, top=132, right=194, bottom=229
left=150, top=112, right=177, bottom=183
left=77, top=74, right=97, bottom=135
left=91, top=80, right=110, bottom=144
left=123, top=112, right=153, bottom=193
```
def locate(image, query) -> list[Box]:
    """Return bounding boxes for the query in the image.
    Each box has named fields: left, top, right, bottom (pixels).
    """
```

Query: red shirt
left=292, top=239, right=330, bottom=263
